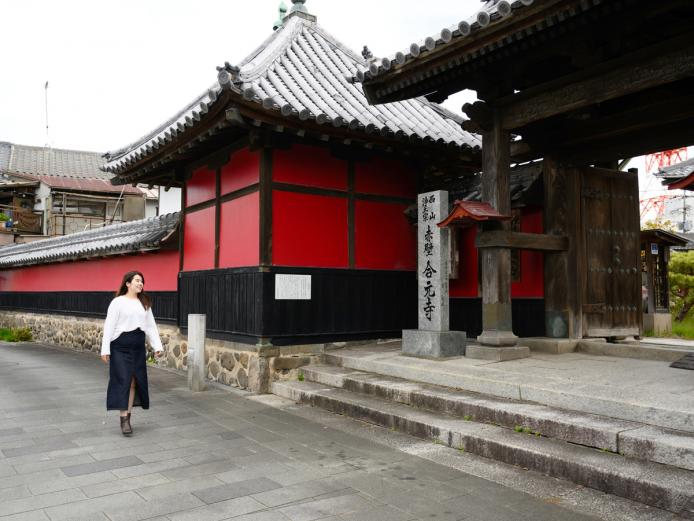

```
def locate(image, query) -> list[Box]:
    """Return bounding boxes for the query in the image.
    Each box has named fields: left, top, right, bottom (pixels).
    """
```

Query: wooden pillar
left=645, top=245, right=656, bottom=314
left=477, top=112, right=518, bottom=347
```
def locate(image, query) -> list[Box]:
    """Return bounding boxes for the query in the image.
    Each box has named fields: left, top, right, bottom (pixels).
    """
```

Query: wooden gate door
left=581, top=168, right=641, bottom=337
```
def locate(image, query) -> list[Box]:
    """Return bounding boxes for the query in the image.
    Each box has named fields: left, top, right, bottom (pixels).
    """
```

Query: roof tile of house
left=0, top=212, right=179, bottom=268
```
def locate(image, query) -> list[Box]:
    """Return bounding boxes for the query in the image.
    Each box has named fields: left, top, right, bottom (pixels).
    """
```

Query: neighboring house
left=0, top=141, right=161, bottom=243
left=0, top=212, right=180, bottom=320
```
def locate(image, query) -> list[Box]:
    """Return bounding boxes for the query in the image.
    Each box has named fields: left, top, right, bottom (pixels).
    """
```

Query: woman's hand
left=101, top=355, right=110, bottom=363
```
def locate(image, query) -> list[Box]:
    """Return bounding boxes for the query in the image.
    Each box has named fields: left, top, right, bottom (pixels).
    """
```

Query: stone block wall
left=0, top=311, right=318, bottom=393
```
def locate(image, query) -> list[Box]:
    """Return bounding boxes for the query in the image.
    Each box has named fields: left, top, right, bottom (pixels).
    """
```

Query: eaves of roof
left=102, top=12, right=480, bottom=181
left=0, top=212, right=179, bottom=268
left=640, top=228, right=689, bottom=247
left=656, top=157, right=694, bottom=180
left=357, top=0, right=608, bottom=103
left=663, top=172, right=694, bottom=191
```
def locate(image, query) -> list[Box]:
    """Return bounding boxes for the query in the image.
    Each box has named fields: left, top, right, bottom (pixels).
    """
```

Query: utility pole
left=44, top=81, right=50, bottom=146
left=683, top=193, right=689, bottom=233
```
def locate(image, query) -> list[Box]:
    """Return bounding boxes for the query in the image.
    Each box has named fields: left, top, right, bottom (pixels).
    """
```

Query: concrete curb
left=303, top=364, right=694, bottom=472
left=322, top=350, right=694, bottom=433
left=273, top=379, right=694, bottom=517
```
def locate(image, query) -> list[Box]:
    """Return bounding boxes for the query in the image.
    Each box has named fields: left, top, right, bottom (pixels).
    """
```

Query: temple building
left=2, top=0, right=664, bottom=355
left=96, top=0, right=502, bottom=346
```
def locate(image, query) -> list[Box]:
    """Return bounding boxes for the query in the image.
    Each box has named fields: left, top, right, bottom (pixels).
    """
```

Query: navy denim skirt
left=106, top=329, right=150, bottom=411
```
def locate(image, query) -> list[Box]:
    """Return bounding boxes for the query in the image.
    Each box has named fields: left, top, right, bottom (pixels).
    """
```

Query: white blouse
left=101, top=296, right=164, bottom=356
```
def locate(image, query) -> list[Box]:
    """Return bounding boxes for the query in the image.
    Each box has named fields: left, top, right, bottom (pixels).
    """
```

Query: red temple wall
left=186, top=165, right=216, bottom=207
left=0, top=250, right=179, bottom=292
left=355, top=157, right=417, bottom=199
left=271, top=144, right=417, bottom=270
left=449, top=226, right=479, bottom=297
left=183, top=206, right=216, bottom=271
left=355, top=200, right=416, bottom=270
left=513, top=208, right=544, bottom=298
left=273, top=145, right=348, bottom=191
left=449, top=207, right=544, bottom=298
left=219, top=192, right=260, bottom=268
left=221, top=148, right=260, bottom=195
left=272, top=190, right=349, bottom=268
left=183, top=147, right=261, bottom=271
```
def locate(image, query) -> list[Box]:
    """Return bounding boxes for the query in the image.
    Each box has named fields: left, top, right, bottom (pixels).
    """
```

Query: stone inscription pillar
left=402, top=190, right=466, bottom=358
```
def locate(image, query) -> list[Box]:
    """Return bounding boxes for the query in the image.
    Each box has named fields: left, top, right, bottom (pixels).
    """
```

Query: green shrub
left=672, top=315, right=694, bottom=340
left=14, top=328, right=32, bottom=341
left=0, top=213, right=8, bottom=222
left=0, top=327, right=33, bottom=342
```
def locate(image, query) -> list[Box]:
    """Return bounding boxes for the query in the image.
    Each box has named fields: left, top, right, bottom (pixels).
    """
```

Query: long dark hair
left=116, top=271, right=152, bottom=310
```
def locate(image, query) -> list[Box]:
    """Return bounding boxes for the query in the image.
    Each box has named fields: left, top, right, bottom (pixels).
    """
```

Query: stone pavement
left=0, top=342, right=674, bottom=521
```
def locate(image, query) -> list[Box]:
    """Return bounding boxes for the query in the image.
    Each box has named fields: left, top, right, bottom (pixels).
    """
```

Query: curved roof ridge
left=104, top=85, right=219, bottom=162
left=239, top=16, right=306, bottom=82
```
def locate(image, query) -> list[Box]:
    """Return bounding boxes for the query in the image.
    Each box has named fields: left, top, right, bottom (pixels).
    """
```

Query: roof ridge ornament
left=284, top=0, right=316, bottom=23
left=290, top=0, right=308, bottom=13
left=216, top=62, right=241, bottom=90
left=273, top=1, right=288, bottom=31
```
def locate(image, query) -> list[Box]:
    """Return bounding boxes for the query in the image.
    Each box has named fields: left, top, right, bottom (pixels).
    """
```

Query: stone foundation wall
left=0, top=311, right=322, bottom=393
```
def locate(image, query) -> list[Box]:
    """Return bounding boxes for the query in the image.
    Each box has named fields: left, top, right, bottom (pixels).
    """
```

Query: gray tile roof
left=0, top=212, right=179, bottom=268
left=2, top=143, right=107, bottom=179
left=103, top=11, right=479, bottom=176
left=449, top=161, right=542, bottom=204
left=0, top=142, right=12, bottom=173
left=655, top=158, right=694, bottom=186
left=0, top=142, right=144, bottom=194
left=355, top=0, right=536, bottom=83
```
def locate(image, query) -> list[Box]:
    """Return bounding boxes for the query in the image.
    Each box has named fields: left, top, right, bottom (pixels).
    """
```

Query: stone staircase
left=272, top=353, right=694, bottom=518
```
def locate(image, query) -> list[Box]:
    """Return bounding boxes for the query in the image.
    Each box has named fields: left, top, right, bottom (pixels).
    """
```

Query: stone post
left=187, top=314, right=207, bottom=392
left=402, top=190, right=466, bottom=358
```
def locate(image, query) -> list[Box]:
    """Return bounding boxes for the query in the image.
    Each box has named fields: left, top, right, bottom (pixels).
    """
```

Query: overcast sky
left=0, top=0, right=480, bottom=153
left=1, top=0, right=684, bottom=218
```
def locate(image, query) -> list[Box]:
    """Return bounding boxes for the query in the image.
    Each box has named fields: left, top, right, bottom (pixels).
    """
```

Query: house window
left=52, top=197, right=107, bottom=217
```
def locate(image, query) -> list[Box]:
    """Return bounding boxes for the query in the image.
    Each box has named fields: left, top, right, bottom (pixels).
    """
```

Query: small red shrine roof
left=437, top=200, right=511, bottom=228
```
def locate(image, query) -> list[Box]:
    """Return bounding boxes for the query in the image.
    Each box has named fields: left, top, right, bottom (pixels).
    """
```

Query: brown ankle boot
left=120, top=415, right=132, bottom=436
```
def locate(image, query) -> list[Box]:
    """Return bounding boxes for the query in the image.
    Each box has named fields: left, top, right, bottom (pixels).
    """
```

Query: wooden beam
left=476, top=231, right=568, bottom=251
left=498, top=38, right=694, bottom=130
left=558, top=118, right=694, bottom=164
left=525, top=82, right=694, bottom=150
left=463, top=101, right=493, bottom=132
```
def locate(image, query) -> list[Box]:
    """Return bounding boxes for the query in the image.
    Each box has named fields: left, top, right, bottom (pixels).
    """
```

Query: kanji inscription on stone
left=417, top=190, right=449, bottom=331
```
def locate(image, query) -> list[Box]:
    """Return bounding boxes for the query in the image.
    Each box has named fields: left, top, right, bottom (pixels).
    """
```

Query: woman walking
left=101, top=271, right=164, bottom=436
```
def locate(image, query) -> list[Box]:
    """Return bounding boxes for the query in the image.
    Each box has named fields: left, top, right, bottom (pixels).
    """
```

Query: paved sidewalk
left=640, top=337, right=694, bottom=349
left=0, top=342, right=666, bottom=521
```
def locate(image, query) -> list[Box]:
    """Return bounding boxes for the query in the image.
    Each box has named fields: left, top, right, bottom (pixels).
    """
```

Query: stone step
left=272, top=379, right=694, bottom=517
left=322, top=349, right=694, bottom=433
left=301, top=364, right=694, bottom=472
